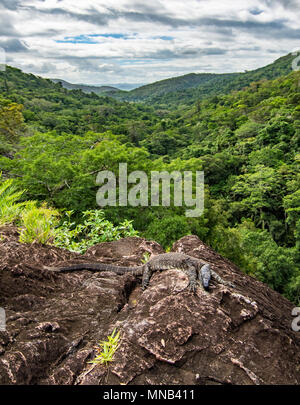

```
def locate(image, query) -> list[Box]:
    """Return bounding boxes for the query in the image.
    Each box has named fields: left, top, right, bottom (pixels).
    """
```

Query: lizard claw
left=188, top=282, right=197, bottom=293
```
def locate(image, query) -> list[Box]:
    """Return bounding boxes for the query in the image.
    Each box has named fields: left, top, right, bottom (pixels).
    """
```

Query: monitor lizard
left=44, top=252, right=235, bottom=292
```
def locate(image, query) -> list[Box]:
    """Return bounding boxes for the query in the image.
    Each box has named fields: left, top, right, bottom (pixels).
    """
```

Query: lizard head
left=199, top=263, right=211, bottom=290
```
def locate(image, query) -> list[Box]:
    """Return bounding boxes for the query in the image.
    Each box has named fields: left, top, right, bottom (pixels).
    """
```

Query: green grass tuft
left=88, top=329, right=121, bottom=366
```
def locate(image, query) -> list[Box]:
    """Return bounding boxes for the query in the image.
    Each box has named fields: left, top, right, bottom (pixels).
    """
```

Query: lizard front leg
left=141, top=263, right=152, bottom=290
left=186, top=266, right=198, bottom=293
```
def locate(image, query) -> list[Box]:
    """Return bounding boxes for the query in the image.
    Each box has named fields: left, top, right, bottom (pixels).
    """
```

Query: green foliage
left=19, top=202, right=60, bottom=244
left=235, top=221, right=297, bottom=290
left=235, top=120, right=263, bottom=139
left=141, top=252, right=151, bottom=264
left=144, top=215, right=192, bottom=249
left=209, top=218, right=299, bottom=303
left=0, top=58, right=299, bottom=304
left=286, top=275, right=300, bottom=306
left=8, top=130, right=151, bottom=211
left=0, top=173, right=61, bottom=244
left=0, top=96, right=25, bottom=145
left=0, top=173, right=27, bottom=225
left=53, top=210, right=138, bottom=253
left=88, top=329, right=121, bottom=366
left=0, top=66, right=159, bottom=137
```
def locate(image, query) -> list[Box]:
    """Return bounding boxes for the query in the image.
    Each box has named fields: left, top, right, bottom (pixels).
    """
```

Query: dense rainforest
left=0, top=53, right=299, bottom=304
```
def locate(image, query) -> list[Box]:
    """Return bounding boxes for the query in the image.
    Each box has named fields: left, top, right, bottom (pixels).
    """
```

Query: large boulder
left=0, top=226, right=299, bottom=385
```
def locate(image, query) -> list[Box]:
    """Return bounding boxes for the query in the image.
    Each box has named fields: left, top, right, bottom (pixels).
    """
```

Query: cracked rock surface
left=0, top=226, right=299, bottom=385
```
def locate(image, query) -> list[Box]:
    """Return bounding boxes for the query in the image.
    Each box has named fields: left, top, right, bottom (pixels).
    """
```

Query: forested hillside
left=110, top=53, right=295, bottom=105
left=0, top=56, right=299, bottom=304
left=0, top=65, right=159, bottom=137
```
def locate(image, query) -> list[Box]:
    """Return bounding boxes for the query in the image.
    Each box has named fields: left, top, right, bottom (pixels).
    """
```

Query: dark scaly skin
left=141, top=253, right=201, bottom=292
left=44, top=252, right=235, bottom=292
left=44, top=262, right=144, bottom=276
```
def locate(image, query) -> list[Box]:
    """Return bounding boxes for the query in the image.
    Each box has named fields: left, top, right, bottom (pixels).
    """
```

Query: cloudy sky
left=0, top=0, right=299, bottom=86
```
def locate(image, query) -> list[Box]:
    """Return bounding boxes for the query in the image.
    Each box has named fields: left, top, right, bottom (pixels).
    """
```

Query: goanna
left=44, top=252, right=235, bottom=292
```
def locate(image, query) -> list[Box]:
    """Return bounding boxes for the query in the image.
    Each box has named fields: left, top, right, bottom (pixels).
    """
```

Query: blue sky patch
left=56, top=33, right=171, bottom=44
left=153, top=36, right=174, bottom=41
left=56, top=33, right=131, bottom=44
left=56, top=35, right=99, bottom=44
left=249, top=8, right=264, bottom=15
left=90, top=33, right=128, bottom=39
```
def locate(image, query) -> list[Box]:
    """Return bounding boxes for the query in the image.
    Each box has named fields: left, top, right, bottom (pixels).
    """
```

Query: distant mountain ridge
left=51, top=79, right=120, bottom=94
left=100, top=83, right=144, bottom=91
left=0, top=52, right=296, bottom=106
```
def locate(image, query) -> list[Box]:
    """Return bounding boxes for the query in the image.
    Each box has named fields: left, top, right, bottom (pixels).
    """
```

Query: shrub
left=19, top=202, right=60, bottom=244
left=53, top=209, right=139, bottom=253
left=0, top=172, right=26, bottom=225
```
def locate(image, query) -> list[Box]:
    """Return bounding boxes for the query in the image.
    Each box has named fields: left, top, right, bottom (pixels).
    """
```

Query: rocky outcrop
left=0, top=226, right=299, bottom=385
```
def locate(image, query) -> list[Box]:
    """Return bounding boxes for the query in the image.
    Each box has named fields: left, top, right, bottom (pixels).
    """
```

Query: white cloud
left=0, top=0, right=299, bottom=85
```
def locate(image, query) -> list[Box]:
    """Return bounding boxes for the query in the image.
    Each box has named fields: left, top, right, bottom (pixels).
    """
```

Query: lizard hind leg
left=211, top=269, right=235, bottom=289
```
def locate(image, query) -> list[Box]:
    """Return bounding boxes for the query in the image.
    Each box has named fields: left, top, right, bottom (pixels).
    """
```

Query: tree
left=0, top=97, right=24, bottom=144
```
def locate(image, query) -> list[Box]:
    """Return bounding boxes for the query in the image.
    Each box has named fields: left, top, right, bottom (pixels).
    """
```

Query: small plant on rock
left=88, top=328, right=121, bottom=366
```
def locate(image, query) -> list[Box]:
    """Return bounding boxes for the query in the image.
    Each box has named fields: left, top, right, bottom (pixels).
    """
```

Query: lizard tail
left=43, top=263, right=144, bottom=276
